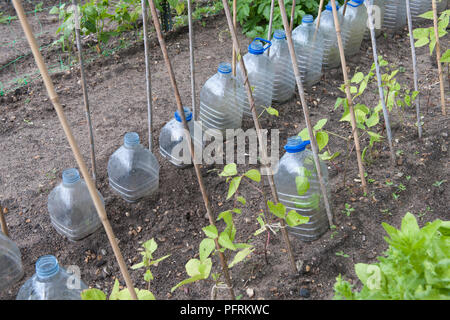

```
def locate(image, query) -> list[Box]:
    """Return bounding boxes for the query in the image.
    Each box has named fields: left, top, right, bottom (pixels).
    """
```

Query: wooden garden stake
left=147, top=0, right=236, bottom=300
left=266, top=0, right=275, bottom=56
left=278, top=0, right=334, bottom=228
left=366, top=0, right=396, bottom=159
left=0, top=205, right=9, bottom=238
left=290, top=0, right=296, bottom=31
left=187, top=0, right=197, bottom=119
left=342, top=0, right=349, bottom=16
left=232, top=0, right=237, bottom=76
left=329, top=0, right=368, bottom=194
left=12, top=0, right=138, bottom=300
left=432, top=0, right=447, bottom=116
left=72, top=0, right=98, bottom=183
left=221, top=0, right=298, bottom=274
left=141, top=0, right=154, bottom=150
left=314, top=0, right=325, bottom=35
left=405, top=0, right=422, bottom=138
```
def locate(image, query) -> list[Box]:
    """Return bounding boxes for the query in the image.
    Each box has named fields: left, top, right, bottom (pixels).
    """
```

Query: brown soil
left=0, top=6, right=448, bottom=300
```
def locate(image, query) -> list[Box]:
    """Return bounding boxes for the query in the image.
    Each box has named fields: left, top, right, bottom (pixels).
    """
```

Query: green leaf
left=441, top=49, right=450, bottom=63
left=199, top=238, right=216, bottom=262
left=227, top=176, right=242, bottom=200
left=267, top=200, right=286, bottom=219
left=244, top=169, right=261, bottom=182
left=185, top=258, right=202, bottom=277
left=143, top=238, right=158, bottom=254
left=295, top=176, right=310, bottom=196
left=266, top=106, right=279, bottom=116
left=365, top=111, right=380, bottom=128
left=237, top=196, right=246, bottom=205
left=316, top=131, right=329, bottom=151
left=130, top=262, right=145, bottom=270
left=418, top=10, right=434, bottom=20
left=286, top=210, right=309, bottom=227
left=81, top=288, right=107, bottom=300
left=320, top=151, right=341, bottom=161
left=298, top=127, right=310, bottom=141
left=171, top=274, right=204, bottom=293
left=228, top=247, right=254, bottom=268
left=109, top=279, right=120, bottom=300
left=220, top=163, right=237, bottom=177
left=137, top=289, right=155, bottom=300
left=218, top=231, right=237, bottom=250
left=351, top=72, right=364, bottom=84
left=202, top=225, right=218, bottom=239
left=313, top=118, right=328, bottom=131
left=144, top=269, right=153, bottom=282
left=334, top=97, right=345, bottom=110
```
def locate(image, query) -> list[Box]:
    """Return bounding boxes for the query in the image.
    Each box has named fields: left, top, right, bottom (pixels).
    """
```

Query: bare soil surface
left=0, top=6, right=448, bottom=300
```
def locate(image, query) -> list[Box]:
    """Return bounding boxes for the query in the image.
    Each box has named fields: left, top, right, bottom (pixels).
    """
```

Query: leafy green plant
left=341, top=203, right=355, bottom=217
left=234, top=0, right=320, bottom=38
left=298, top=118, right=341, bottom=161
left=81, top=238, right=169, bottom=300
left=413, top=9, right=450, bottom=63
left=335, top=56, right=418, bottom=162
left=333, top=212, right=450, bottom=300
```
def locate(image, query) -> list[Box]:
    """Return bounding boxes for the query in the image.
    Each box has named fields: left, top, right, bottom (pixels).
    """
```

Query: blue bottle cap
left=248, top=38, right=272, bottom=55
left=325, top=1, right=340, bottom=11
left=302, top=15, right=314, bottom=24
left=273, top=30, right=286, bottom=40
left=348, top=0, right=364, bottom=7
left=284, top=136, right=311, bottom=153
left=174, top=107, right=193, bottom=122
left=218, top=62, right=232, bottom=74
left=36, top=255, right=60, bottom=279
left=62, top=168, right=80, bottom=184
left=124, top=132, right=140, bottom=147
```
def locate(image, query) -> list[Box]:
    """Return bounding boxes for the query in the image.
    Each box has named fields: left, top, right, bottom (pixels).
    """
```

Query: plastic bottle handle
left=253, top=38, right=272, bottom=51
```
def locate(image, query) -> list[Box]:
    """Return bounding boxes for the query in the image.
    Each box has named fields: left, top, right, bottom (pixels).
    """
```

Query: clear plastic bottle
left=199, top=63, right=245, bottom=135
left=0, top=232, right=23, bottom=292
left=159, top=107, right=203, bottom=168
left=273, top=136, right=330, bottom=241
left=47, top=168, right=103, bottom=241
left=269, top=30, right=296, bottom=103
left=383, top=0, right=407, bottom=31
left=108, top=132, right=160, bottom=202
left=292, top=15, right=325, bottom=87
left=364, top=0, right=386, bottom=40
left=316, top=2, right=343, bottom=69
left=16, top=255, right=87, bottom=300
left=341, top=0, right=368, bottom=57
left=237, top=38, right=274, bottom=116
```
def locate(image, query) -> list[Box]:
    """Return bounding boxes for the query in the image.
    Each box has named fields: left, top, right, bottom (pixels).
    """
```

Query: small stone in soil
left=299, top=288, right=310, bottom=298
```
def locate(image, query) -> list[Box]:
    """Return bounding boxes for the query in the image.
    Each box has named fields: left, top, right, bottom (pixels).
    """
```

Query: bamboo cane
left=141, top=0, right=154, bottom=150
left=329, top=0, right=368, bottom=194
left=0, top=205, right=9, bottom=238
left=221, top=0, right=298, bottom=274
left=405, top=0, right=422, bottom=138
left=342, top=0, right=349, bottom=16
left=72, top=0, right=98, bottom=183
left=147, top=0, right=236, bottom=299
left=432, top=0, right=447, bottom=116
left=232, top=0, right=237, bottom=76
left=314, top=0, right=325, bottom=35
left=266, top=0, right=275, bottom=56
left=278, top=0, right=334, bottom=228
left=187, top=0, right=197, bottom=120
left=366, top=0, right=396, bottom=160
left=290, top=0, right=296, bottom=31
left=11, top=0, right=138, bottom=300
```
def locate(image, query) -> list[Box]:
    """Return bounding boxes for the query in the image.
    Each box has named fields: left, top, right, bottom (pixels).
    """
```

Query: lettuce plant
left=333, top=212, right=450, bottom=300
